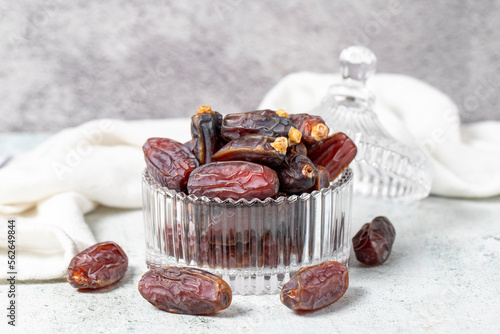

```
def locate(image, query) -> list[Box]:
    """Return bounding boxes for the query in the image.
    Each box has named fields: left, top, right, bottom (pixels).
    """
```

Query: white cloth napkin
left=1, top=72, right=500, bottom=281
left=0, top=118, right=191, bottom=281
left=259, top=72, right=500, bottom=198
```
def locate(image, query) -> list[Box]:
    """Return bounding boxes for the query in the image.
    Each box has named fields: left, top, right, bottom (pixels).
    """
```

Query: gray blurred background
left=1, top=0, right=499, bottom=132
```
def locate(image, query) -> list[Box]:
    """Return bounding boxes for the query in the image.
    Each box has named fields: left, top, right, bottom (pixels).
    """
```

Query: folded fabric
left=0, top=118, right=192, bottom=281
left=1, top=192, right=97, bottom=280
left=259, top=72, right=500, bottom=198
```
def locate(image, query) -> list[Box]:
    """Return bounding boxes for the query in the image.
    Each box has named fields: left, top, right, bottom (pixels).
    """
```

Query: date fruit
left=221, top=112, right=302, bottom=145
left=277, top=153, right=318, bottom=194
left=138, top=267, right=232, bottom=315
left=184, top=139, right=195, bottom=153
left=289, top=113, right=329, bottom=146
left=212, top=135, right=288, bottom=167
left=280, top=261, right=349, bottom=311
left=288, top=142, right=307, bottom=156
left=352, top=216, right=396, bottom=265
left=187, top=161, right=279, bottom=200
left=307, top=165, right=331, bottom=192
left=248, top=108, right=289, bottom=118
left=67, top=241, right=128, bottom=289
left=307, top=132, right=357, bottom=180
left=143, top=137, right=199, bottom=192
left=191, top=105, right=225, bottom=164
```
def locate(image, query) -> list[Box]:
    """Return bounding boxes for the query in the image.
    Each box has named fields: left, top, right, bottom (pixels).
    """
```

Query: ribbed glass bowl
left=142, top=167, right=353, bottom=295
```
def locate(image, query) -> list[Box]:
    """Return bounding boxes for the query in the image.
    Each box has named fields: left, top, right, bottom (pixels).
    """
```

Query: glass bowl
left=142, top=167, right=354, bottom=295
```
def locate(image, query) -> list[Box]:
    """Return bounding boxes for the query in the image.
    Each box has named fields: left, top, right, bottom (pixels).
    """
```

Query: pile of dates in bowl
left=142, top=106, right=357, bottom=295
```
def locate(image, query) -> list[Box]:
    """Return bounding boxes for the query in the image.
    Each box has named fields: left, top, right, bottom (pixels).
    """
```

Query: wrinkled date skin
left=352, top=216, right=396, bottom=265
left=248, top=109, right=289, bottom=118
left=187, top=161, right=279, bottom=200
left=143, top=138, right=199, bottom=192
left=221, top=113, right=302, bottom=145
left=290, top=113, right=329, bottom=146
left=212, top=135, right=287, bottom=167
left=288, top=142, right=308, bottom=156
left=307, top=132, right=357, bottom=180
left=280, top=261, right=349, bottom=311
left=277, top=153, right=318, bottom=194
left=67, top=241, right=128, bottom=289
left=138, top=267, right=232, bottom=315
left=191, top=106, right=225, bottom=165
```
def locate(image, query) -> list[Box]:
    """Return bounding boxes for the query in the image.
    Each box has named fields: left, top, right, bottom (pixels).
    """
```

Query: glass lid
left=312, top=46, right=432, bottom=202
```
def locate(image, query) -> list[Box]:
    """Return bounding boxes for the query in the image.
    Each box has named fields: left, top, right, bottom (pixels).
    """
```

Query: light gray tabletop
left=1, top=134, right=499, bottom=333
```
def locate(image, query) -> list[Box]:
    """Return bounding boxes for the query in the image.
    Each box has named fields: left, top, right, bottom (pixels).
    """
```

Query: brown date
left=221, top=112, right=302, bottom=145
left=259, top=232, right=280, bottom=267
left=67, top=241, right=128, bottom=289
left=212, top=135, right=288, bottom=167
left=306, top=165, right=331, bottom=192
left=352, top=216, right=396, bottom=266
left=164, top=228, right=294, bottom=270
left=289, top=113, right=329, bottom=146
left=280, top=261, right=349, bottom=311
left=203, top=240, right=253, bottom=268
left=204, top=204, right=251, bottom=246
left=202, top=232, right=287, bottom=269
left=277, top=153, right=318, bottom=194
left=307, top=132, right=357, bottom=180
left=138, top=267, right=232, bottom=315
left=184, top=139, right=195, bottom=153
left=288, top=142, right=307, bottom=156
left=248, top=109, right=289, bottom=118
left=187, top=161, right=279, bottom=200
left=143, top=137, right=199, bottom=192
left=191, top=105, right=225, bottom=164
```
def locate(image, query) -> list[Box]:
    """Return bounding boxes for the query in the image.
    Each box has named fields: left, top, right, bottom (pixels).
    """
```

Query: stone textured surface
left=1, top=1, right=500, bottom=132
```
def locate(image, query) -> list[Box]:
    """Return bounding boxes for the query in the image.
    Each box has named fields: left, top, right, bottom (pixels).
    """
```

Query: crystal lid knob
left=339, top=46, right=377, bottom=83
